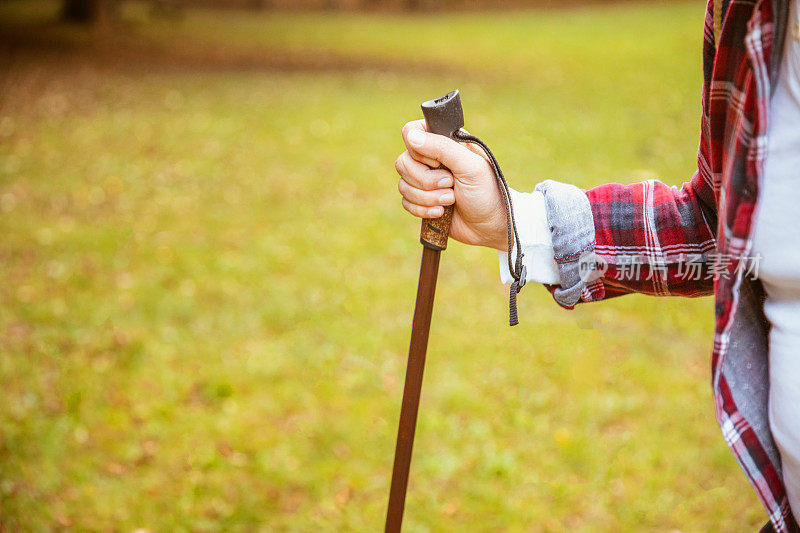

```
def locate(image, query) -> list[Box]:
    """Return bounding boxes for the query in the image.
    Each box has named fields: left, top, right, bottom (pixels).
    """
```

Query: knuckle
left=428, top=135, right=441, bottom=155
left=398, top=180, right=413, bottom=199
left=405, top=199, right=424, bottom=218
left=422, top=191, right=438, bottom=206
left=404, top=183, right=422, bottom=203
left=395, top=154, right=405, bottom=175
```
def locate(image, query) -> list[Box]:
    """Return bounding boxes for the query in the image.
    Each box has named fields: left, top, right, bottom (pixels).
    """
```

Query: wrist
left=487, top=222, right=509, bottom=252
left=485, top=189, right=519, bottom=251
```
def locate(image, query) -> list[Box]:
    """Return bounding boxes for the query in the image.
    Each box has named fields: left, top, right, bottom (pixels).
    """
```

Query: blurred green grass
left=0, top=1, right=765, bottom=531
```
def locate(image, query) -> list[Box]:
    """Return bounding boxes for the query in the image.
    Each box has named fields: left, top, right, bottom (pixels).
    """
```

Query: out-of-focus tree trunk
left=61, top=0, right=115, bottom=24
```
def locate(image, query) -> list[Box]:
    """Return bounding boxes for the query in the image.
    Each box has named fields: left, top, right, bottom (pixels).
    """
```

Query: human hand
left=395, top=119, right=509, bottom=251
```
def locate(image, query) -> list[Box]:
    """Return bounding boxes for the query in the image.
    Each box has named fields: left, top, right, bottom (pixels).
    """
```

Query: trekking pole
left=385, top=90, right=464, bottom=533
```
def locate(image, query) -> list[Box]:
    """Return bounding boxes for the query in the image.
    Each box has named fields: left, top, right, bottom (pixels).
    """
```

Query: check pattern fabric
left=548, top=0, right=798, bottom=530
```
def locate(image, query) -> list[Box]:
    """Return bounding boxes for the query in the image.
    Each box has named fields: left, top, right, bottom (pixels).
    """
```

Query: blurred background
left=0, top=0, right=765, bottom=530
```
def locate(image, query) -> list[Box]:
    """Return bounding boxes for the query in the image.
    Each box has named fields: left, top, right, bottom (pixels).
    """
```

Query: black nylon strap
left=453, top=130, right=525, bottom=326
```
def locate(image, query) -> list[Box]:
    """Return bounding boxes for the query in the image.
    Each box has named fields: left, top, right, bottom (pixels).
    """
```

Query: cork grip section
left=420, top=204, right=454, bottom=250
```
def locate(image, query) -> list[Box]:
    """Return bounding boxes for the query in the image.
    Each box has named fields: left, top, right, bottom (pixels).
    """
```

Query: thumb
left=405, top=129, right=474, bottom=173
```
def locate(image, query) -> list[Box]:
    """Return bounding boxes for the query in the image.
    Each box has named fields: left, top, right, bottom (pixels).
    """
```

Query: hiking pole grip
left=419, top=90, right=464, bottom=251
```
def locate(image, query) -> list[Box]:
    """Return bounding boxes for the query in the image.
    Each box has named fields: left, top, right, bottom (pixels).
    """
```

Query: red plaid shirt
left=556, top=0, right=798, bottom=530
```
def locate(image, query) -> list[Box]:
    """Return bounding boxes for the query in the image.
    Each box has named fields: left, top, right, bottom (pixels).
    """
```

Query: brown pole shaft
left=385, top=246, right=441, bottom=533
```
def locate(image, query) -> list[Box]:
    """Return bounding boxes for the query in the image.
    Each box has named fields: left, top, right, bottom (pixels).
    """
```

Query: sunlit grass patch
left=0, top=1, right=763, bottom=531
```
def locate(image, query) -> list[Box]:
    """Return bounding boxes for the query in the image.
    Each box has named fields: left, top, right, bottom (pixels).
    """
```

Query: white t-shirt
left=749, top=0, right=800, bottom=516
left=501, top=0, right=800, bottom=514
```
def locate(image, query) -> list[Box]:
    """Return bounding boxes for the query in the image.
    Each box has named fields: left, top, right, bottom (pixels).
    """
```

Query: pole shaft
left=385, top=246, right=441, bottom=533
left=385, top=89, right=463, bottom=532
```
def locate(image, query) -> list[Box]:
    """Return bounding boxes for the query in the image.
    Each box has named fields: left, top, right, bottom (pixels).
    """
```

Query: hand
left=395, top=120, right=509, bottom=251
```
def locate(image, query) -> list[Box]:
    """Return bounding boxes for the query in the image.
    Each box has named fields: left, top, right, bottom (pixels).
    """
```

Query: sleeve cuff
left=498, top=189, right=560, bottom=285
left=534, top=179, right=598, bottom=308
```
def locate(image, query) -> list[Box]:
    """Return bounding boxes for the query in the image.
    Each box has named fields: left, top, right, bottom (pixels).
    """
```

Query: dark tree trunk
left=61, top=0, right=113, bottom=24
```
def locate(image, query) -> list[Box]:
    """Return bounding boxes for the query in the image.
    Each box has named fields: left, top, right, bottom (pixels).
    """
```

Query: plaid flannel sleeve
left=539, top=165, right=719, bottom=308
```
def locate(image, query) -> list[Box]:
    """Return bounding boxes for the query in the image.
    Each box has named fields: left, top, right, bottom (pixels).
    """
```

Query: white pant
left=768, top=307, right=800, bottom=516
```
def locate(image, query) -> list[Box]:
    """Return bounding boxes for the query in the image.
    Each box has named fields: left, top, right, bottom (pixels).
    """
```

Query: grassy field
left=0, top=1, right=767, bottom=531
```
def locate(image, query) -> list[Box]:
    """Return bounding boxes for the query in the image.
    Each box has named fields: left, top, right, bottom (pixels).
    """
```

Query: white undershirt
left=750, top=0, right=800, bottom=516
left=498, top=189, right=560, bottom=285
left=500, top=0, right=800, bottom=514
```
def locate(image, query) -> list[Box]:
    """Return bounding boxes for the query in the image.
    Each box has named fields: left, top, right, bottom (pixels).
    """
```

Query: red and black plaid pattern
left=555, top=0, right=797, bottom=530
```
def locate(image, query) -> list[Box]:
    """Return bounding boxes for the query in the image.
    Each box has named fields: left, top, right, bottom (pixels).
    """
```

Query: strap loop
left=453, top=130, right=526, bottom=326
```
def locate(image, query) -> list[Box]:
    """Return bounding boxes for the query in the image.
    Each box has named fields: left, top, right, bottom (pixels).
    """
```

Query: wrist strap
left=453, top=130, right=526, bottom=326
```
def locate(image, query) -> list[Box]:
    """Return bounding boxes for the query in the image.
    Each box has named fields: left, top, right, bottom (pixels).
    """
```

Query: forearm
left=501, top=171, right=718, bottom=308
left=587, top=173, right=717, bottom=298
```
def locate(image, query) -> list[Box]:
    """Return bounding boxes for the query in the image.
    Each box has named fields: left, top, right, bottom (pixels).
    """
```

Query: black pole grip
left=418, top=90, right=464, bottom=250
left=421, top=90, right=464, bottom=137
